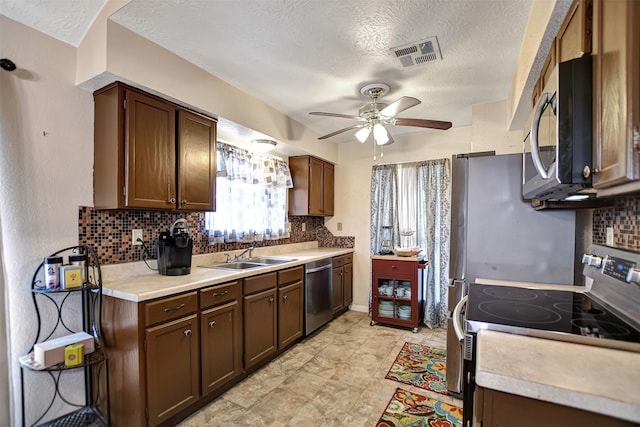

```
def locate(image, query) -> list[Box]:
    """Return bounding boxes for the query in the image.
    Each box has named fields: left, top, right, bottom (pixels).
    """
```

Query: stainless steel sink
left=200, top=261, right=265, bottom=270
left=246, top=257, right=297, bottom=265
left=200, top=257, right=296, bottom=270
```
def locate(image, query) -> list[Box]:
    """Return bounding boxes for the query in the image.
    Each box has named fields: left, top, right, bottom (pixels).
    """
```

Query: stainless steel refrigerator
left=445, top=153, right=576, bottom=396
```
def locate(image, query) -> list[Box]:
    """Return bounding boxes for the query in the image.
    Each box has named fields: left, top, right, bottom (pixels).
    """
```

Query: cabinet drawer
left=373, top=259, right=416, bottom=276
left=343, top=253, right=353, bottom=264
left=200, top=281, right=239, bottom=310
left=244, top=272, right=277, bottom=295
left=333, top=256, right=345, bottom=268
left=145, top=292, right=198, bottom=326
left=278, top=266, right=303, bottom=287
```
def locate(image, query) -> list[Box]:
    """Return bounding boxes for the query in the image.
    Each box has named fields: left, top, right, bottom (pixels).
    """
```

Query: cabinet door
left=343, top=262, right=353, bottom=306
left=146, top=314, right=199, bottom=426
left=177, top=110, right=217, bottom=211
left=126, top=90, right=177, bottom=209
left=201, top=301, right=241, bottom=396
left=308, top=157, right=324, bottom=215
left=278, top=281, right=303, bottom=349
left=332, top=266, right=344, bottom=315
left=244, top=288, right=277, bottom=370
left=593, top=0, right=640, bottom=188
left=323, top=162, right=335, bottom=216
left=556, top=0, right=592, bottom=63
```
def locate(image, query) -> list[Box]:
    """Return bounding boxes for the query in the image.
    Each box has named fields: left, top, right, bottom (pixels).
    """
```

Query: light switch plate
left=606, top=227, right=614, bottom=246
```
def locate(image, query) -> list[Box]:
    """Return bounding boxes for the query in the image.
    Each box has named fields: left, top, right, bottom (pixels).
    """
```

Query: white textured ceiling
left=2, top=0, right=534, bottom=144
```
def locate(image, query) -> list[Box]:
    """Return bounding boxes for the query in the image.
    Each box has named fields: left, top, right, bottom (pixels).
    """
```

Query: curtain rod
left=374, top=157, right=447, bottom=167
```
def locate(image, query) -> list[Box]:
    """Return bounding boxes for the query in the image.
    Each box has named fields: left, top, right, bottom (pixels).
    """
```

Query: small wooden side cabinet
left=371, top=256, right=426, bottom=332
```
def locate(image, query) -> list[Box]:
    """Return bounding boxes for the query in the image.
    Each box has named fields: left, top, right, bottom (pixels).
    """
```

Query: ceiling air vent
left=391, top=36, right=442, bottom=68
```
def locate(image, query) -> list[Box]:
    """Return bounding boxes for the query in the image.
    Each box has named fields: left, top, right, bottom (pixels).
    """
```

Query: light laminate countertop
left=476, top=329, right=640, bottom=423
left=100, top=242, right=353, bottom=303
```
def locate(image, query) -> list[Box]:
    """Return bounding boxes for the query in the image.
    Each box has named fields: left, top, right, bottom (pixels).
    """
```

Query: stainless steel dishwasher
left=304, top=258, right=333, bottom=335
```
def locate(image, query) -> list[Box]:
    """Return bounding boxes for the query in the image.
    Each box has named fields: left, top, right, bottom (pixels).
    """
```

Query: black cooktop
left=466, top=284, right=640, bottom=344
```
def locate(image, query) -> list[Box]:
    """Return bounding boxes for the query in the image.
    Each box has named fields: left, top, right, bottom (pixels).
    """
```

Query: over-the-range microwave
left=523, top=55, right=592, bottom=201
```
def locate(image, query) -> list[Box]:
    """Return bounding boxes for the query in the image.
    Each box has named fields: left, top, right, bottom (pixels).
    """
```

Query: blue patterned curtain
left=370, top=164, right=399, bottom=314
left=417, top=159, right=451, bottom=328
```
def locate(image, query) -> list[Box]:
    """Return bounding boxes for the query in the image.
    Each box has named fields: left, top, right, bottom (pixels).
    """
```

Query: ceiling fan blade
left=380, top=96, right=421, bottom=117
left=394, top=118, right=453, bottom=130
left=309, top=112, right=361, bottom=120
left=318, top=124, right=364, bottom=140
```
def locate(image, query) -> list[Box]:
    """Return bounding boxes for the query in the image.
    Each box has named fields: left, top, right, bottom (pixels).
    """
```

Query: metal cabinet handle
left=269, top=297, right=275, bottom=303
left=213, top=291, right=229, bottom=298
left=164, top=303, right=185, bottom=313
left=209, top=321, right=216, bottom=328
left=283, top=295, right=288, bottom=301
left=184, top=329, right=192, bottom=337
left=180, top=199, right=187, bottom=206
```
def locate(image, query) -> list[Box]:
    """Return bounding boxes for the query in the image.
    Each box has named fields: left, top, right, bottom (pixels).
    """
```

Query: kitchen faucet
left=235, top=246, right=254, bottom=261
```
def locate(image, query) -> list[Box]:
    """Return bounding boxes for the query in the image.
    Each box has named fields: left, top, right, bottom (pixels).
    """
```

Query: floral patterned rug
left=376, top=388, right=463, bottom=427
left=385, top=342, right=448, bottom=395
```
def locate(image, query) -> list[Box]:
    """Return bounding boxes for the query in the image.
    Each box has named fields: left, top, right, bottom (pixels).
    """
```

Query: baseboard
left=348, top=304, right=369, bottom=313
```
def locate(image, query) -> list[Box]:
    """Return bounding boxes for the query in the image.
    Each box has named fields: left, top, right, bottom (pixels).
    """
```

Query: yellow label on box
left=64, top=343, right=84, bottom=366
left=60, top=265, right=83, bottom=288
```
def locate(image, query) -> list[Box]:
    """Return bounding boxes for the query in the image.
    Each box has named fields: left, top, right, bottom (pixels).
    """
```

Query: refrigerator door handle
left=452, top=296, right=468, bottom=342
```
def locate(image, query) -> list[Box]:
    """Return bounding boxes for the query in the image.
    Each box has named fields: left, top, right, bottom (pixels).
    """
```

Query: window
left=205, top=142, right=293, bottom=243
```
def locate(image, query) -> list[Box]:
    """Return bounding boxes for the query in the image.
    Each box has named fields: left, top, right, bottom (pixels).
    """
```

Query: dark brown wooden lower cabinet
left=200, top=300, right=242, bottom=395
left=332, top=266, right=345, bottom=315
left=145, top=314, right=200, bottom=426
left=478, top=387, right=636, bottom=427
left=278, top=281, right=303, bottom=348
left=344, top=262, right=353, bottom=306
left=244, top=288, right=277, bottom=370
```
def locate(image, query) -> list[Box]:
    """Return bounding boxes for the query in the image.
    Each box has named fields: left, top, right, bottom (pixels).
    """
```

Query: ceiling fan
left=309, top=83, right=452, bottom=149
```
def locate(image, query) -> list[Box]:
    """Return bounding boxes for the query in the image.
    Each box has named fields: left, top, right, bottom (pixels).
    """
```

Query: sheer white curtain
left=205, top=143, right=293, bottom=243
left=397, top=164, right=418, bottom=248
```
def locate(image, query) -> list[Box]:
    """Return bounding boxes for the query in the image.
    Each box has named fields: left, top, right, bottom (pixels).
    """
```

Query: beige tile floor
left=179, top=310, right=463, bottom=426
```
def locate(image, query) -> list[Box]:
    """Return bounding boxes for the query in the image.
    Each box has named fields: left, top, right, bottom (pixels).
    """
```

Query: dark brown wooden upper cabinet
left=288, top=155, right=335, bottom=216
left=592, top=0, right=640, bottom=191
left=93, top=82, right=216, bottom=210
left=177, top=110, right=216, bottom=211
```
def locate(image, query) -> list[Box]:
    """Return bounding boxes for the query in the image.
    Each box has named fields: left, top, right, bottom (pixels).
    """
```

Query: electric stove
left=460, top=244, right=640, bottom=426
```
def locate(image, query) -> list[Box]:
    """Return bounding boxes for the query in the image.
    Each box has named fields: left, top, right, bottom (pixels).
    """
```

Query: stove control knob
left=581, top=254, right=603, bottom=268
left=626, top=268, right=640, bottom=284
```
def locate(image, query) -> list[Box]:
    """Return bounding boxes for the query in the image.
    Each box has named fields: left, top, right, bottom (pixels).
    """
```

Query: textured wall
left=0, top=16, right=95, bottom=425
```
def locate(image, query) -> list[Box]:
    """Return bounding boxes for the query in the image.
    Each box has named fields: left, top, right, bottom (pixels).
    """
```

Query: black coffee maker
left=157, top=218, right=193, bottom=276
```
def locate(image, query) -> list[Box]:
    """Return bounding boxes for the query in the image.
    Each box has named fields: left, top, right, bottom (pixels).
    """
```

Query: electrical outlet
left=132, top=229, right=143, bottom=245
left=301, top=223, right=306, bottom=232
left=606, top=227, right=614, bottom=246
left=337, top=222, right=343, bottom=231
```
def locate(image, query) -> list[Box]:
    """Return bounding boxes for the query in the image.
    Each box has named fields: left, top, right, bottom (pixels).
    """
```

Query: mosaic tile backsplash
left=592, top=194, right=640, bottom=251
left=78, top=207, right=354, bottom=265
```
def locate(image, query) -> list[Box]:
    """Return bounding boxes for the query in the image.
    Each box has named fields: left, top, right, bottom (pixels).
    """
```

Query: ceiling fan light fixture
left=373, top=124, right=389, bottom=145
left=355, top=127, right=371, bottom=143
left=251, top=139, right=277, bottom=152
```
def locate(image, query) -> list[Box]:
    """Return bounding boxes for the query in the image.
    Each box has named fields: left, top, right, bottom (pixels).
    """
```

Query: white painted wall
left=0, top=16, right=94, bottom=425
left=327, top=100, right=522, bottom=312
